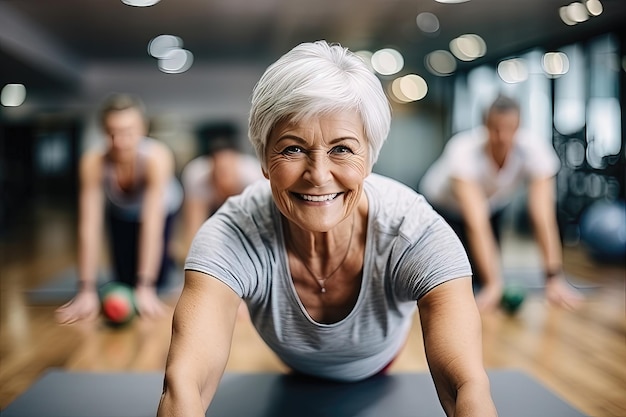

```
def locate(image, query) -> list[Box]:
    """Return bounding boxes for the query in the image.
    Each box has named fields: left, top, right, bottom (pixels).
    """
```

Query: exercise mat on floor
left=2, top=369, right=589, bottom=417
left=25, top=267, right=183, bottom=304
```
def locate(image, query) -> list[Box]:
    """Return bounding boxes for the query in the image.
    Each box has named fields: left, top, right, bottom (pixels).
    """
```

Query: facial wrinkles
left=265, top=112, right=369, bottom=231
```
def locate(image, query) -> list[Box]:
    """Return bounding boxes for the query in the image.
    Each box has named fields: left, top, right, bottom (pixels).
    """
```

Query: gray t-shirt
left=186, top=173, right=471, bottom=381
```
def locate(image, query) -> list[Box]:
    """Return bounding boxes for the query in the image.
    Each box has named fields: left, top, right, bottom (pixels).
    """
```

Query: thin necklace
left=291, top=213, right=356, bottom=294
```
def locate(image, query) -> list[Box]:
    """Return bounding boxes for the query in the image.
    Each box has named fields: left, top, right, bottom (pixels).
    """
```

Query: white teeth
left=300, top=193, right=338, bottom=202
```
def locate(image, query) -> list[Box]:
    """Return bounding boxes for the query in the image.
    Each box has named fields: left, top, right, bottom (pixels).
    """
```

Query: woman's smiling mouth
left=295, top=192, right=342, bottom=202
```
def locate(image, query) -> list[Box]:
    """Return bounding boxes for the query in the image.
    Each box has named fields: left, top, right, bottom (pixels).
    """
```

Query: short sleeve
left=184, top=207, right=261, bottom=298
left=522, top=136, right=561, bottom=179
left=393, top=217, right=472, bottom=301
left=445, top=134, right=482, bottom=182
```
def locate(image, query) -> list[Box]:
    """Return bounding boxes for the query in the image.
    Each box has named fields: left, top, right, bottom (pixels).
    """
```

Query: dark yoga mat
left=1, top=369, right=588, bottom=417
left=25, top=267, right=184, bottom=304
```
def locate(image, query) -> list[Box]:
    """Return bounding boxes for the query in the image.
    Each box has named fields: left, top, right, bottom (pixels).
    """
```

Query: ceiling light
left=567, top=2, right=589, bottom=23
left=371, top=48, right=404, bottom=76
left=416, top=12, right=440, bottom=34
left=585, top=0, right=603, bottom=16
left=399, top=74, right=428, bottom=101
left=497, top=58, right=528, bottom=83
left=148, top=35, right=194, bottom=74
left=543, top=52, right=570, bottom=77
left=121, top=0, right=161, bottom=6
left=559, top=6, right=577, bottom=25
left=449, top=34, right=486, bottom=61
left=158, top=49, right=194, bottom=74
left=425, top=50, right=457, bottom=76
left=434, top=0, right=471, bottom=3
left=1, top=84, right=26, bottom=107
left=390, top=79, right=411, bottom=103
left=148, top=35, right=183, bottom=58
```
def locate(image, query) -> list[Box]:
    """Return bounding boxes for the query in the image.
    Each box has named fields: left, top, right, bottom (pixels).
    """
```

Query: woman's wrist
left=136, top=277, right=156, bottom=288
left=77, top=281, right=97, bottom=292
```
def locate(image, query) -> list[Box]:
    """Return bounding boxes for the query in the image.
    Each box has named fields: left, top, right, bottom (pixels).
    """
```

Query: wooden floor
left=1, top=204, right=625, bottom=416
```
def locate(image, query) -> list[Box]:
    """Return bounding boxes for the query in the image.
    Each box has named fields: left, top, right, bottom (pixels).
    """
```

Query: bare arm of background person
left=55, top=152, right=104, bottom=324
left=452, top=178, right=503, bottom=312
left=527, top=176, right=583, bottom=310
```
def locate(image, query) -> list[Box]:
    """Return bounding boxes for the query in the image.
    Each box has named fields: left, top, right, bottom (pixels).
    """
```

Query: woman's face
left=103, top=108, right=146, bottom=161
left=264, top=110, right=370, bottom=232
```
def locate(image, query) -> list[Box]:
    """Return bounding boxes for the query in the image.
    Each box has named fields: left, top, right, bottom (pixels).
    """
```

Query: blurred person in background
left=56, top=93, right=183, bottom=324
left=419, top=94, right=583, bottom=313
left=180, top=121, right=263, bottom=257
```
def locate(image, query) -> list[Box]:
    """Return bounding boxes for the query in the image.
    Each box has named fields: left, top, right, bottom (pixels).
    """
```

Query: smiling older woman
left=157, top=41, right=498, bottom=417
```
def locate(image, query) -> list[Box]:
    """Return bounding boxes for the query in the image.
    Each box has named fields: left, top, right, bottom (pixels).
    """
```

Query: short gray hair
left=248, top=41, right=391, bottom=169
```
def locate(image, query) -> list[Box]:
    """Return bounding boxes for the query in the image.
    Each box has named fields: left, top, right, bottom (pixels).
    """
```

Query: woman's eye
left=282, top=145, right=304, bottom=155
left=330, top=145, right=353, bottom=155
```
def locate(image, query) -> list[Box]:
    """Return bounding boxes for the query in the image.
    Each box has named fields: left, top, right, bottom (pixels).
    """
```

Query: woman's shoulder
left=142, top=137, right=175, bottom=161
left=365, top=174, right=437, bottom=236
left=79, top=149, right=106, bottom=177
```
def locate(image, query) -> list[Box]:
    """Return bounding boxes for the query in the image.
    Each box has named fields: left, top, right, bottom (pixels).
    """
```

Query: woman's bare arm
left=418, top=277, right=498, bottom=417
left=157, top=270, right=241, bottom=417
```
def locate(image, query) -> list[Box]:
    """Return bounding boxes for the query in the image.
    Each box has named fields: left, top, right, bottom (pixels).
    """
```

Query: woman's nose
left=303, top=151, right=332, bottom=186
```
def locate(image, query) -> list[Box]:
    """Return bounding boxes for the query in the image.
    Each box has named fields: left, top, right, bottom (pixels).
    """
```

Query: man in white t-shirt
left=420, top=95, right=583, bottom=312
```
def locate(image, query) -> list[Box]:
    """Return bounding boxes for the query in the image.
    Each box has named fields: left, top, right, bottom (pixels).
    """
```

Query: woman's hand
left=134, top=285, right=168, bottom=318
left=55, top=289, right=100, bottom=324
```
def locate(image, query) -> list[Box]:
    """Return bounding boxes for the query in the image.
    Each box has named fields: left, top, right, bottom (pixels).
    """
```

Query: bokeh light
left=148, top=35, right=193, bottom=74
left=542, top=52, right=570, bottom=77
left=559, top=6, right=577, bottom=25
left=586, top=0, right=603, bottom=16
left=497, top=58, right=528, bottom=83
left=424, top=50, right=457, bottom=76
left=371, top=48, right=404, bottom=76
left=121, top=0, right=161, bottom=6
left=567, top=2, right=589, bottom=23
left=148, top=35, right=183, bottom=59
left=449, top=34, right=486, bottom=61
left=1, top=83, right=26, bottom=107
left=416, top=12, right=440, bottom=34
left=158, top=49, right=194, bottom=74
left=393, top=74, right=428, bottom=102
